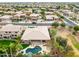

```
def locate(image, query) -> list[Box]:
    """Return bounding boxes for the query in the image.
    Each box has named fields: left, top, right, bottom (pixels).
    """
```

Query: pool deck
left=21, top=44, right=51, bottom=55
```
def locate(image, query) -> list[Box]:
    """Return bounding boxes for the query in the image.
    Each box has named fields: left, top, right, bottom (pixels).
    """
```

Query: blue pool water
left=25, top=46, right=42, bottom=54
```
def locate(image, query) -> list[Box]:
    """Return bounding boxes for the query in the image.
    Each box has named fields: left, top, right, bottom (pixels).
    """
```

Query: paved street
left=0, top=22, right=53, bottom=26
left=56, top=11, right=78, bottom=26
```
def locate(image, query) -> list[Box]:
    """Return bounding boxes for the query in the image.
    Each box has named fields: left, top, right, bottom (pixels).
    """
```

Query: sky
left=0, top=0, right=79, bottom=2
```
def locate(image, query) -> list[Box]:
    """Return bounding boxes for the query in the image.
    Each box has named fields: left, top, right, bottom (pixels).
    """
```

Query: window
left=9, top=32, right=11, bottom=33
left=11, top=35, right=14, bottom=36
left=4, top=36, right=7, bottom=38
left=42, top=40, right=46, bottom=42
left=15, top=32, right=18, bottom=33
left=15, top=35, right=17, bottom=36
left=5, top=32, right=7, bottom=33
left=0, top=35, right=2, bottom=36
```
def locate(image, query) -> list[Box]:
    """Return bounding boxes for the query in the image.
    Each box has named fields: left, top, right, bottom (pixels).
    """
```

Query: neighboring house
left=45, top=11, right=53, bottom=15
left=24, top=10, right=32, bottom=16
left=30, top=13, right=40, bottom=21
left=4, top=11, right=16, bottom=15
left=67, top=12, right=75, bottom=18
left=46, top=15, right=61, bottom=22
left=62, top=10, right=70, bottom=16
left=0, top=24, right=24, bottom=39
left=13, top=13, right=26, bottom=19
left=15, top=11, right=23, bottom=14
left=12, top=13, right=26, bottom=21
left=0, top=15, right=13, bottom=22
left=48, top=9, right=56, bottom=12
left=21, top=26, right=50, bottom=45
left=46, top=15, right=53, bottom=21
left=62, top=10, right=76, bottom=18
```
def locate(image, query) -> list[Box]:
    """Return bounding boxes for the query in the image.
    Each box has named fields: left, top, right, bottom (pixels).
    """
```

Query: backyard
left=49, top=25, right=79, bottom=56
left=58, top=28, right=79, bottom=56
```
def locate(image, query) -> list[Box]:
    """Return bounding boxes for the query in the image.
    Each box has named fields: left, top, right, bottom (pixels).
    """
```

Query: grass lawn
left=21, top=44, right=29, bottom=49
left=0, top=40, right=15, bottom=46
left=0, top=40, right=29, bottom=49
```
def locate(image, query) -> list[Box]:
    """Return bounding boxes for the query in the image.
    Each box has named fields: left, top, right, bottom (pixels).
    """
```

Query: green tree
left=40, top=8, right=46, bottom=20
left=32, top=9, right=35, bottom=13
left=50, top=29, right=57, bottom=37
left=7, top=36, right=23, bottom=57
left=60, top=23, right=66, bottom=27
left=50, top=29, right=57, bottom=48
left=74, top=26, right=79, bottom=32
left=60, top=16, right=64, bottom=19
left=56, top=37, right=67, bottom=49
left=52, top=22, right=59, bottom=28
left=56, top=6, right=60, bottom=10
left=9, top=43, right=15, bottom=57
left=0, top=45, right=9, bottom=57
left=15, top=36, right=23, bottom=56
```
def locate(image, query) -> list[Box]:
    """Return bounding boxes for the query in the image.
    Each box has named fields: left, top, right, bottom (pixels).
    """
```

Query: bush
left=52, top=22, right=59, bottom=28
left=60, top=23, right=66, bottom=27
left=50, top=29, right=57, bottom=37
left=74, top=26, right=79, bottom=32
left=56, top=37, right=67, bottom=48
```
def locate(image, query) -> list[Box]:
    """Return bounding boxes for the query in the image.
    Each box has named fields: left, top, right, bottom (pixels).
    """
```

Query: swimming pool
left=25, top=46, right=42, bottom=54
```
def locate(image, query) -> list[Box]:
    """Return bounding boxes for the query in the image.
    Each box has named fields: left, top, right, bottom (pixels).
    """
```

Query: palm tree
left=14, top=36, right=23, bottom=56
left=50, top=29, right=57, bottom=38
left=7, top=36, right=23, bottom=57
left=0, top=45, right=9, bottom=57
left=50, top=29, right=57, bottom=47
left=3, top=45, right=9, bottom=57
left=15, top=36, right=21, bottom=43
left=9, top=43, right=15, bottom=57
